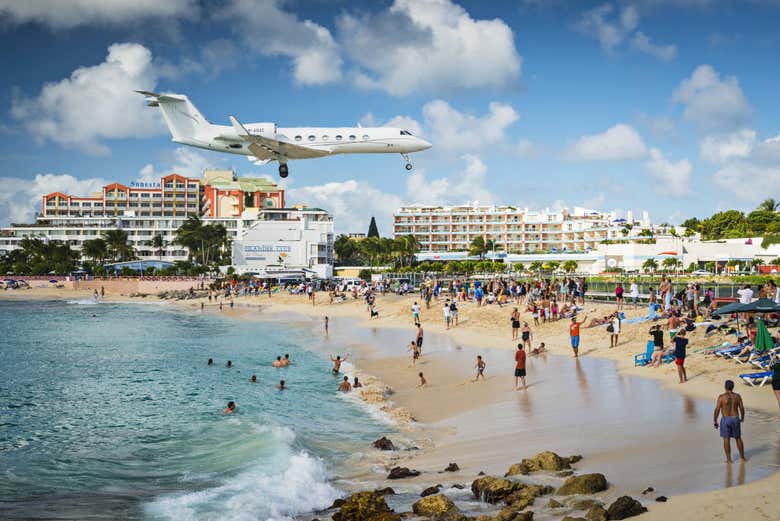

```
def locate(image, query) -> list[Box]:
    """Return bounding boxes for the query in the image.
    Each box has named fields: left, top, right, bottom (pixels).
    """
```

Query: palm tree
left=758, top=198, right=779, bottom=212
left=469, top=236, right=489, bottom=259
left=642, top=258, right=658, bottom=273
left=662, top=257, right=679, bottom=272
left=152, top=234, right=165, bottom=260
left=103, top=229, right=133, bottom=261
left=82, top=238, right=108, bottom=266
left=562, top=260, right=578, bottom=273
left=529, top=260, right=543, bottom=272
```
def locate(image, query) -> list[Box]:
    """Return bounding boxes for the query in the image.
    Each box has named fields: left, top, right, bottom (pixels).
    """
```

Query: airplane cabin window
left=294, top=135, right=302, bottom=141
left=335, top=135, right=342, bottom=141
left=362, top=134, right=370, bottom=140
left=308, top=135, right=315, bottom=141
left=322, top=135, right=329, bottom=140
left=349, top=135, right=356, bottom=140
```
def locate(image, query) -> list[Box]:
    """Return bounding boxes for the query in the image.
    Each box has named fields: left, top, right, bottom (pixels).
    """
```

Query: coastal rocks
left=556, top=474, right=608, bottom=496
left=494, top=508, right=534, bottom=521
left=570, top=499, right=603, bottom=511
left=375, top=487, right=396, bottom=496
left=331, top=491, right=400, bottom=521
left=503, top=484, right=554, bottom=507
left=373, top=437, right=396, bottom=451
left=641, top=487, right=654, bottom=495
left=605, top=496, right=647, bottom=519
left=505, top=452, right=582, bottom=476
left=421, top=485, right=442, bottom=497
left=562, top=518, right=587, bottom=521
left=584, top=506, right=608, bottom=521
left=471, top=476, right=526, bottom=503
left=387, top=466, right=420, bottom=479
left=557, top=471, right=575, bottom=477
left=655, top=496, right=667, bottom=503
left=444, top=463, right=460, bottom=472
left=412, top=494, right=465, bottom=521
left=547, top=499, right=564, bottom=508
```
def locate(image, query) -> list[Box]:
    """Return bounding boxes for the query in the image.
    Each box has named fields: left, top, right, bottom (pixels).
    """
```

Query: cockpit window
left=399, top=130, right=413, bottom=136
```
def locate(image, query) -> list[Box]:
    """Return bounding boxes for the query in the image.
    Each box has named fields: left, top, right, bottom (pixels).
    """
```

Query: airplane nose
left=418, top=138, right=432, bottom=150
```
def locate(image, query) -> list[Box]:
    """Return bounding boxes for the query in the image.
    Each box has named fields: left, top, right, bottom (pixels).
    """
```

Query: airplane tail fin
left=137, top=91, right=211, bottom=142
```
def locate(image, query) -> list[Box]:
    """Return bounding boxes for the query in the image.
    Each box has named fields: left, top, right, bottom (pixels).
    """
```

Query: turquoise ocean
left=0, top=299, right=388, bottom=520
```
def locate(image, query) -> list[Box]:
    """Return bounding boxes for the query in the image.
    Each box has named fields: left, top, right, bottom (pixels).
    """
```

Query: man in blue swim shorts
left=713, top=380, right=746, bottom=463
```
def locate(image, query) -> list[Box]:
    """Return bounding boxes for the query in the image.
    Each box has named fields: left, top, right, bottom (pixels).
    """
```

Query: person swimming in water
left=353, top=376, right=363, bottom=388
left=250, top=375, right=257, bottom=383
left=207, top=358, right=214, bottom=366
left=338, top=375, right=352, bottom=392
left=226, top=360, right=233, bottom=368
left=282, top=354, right=290, bottom=366
left=278, top=380, right=287, bottom=390
left=272, top=356, right=283, bottom=368
left=330, top=354, right=347, bottom=374
left=223, top=401, right=236, bottom=413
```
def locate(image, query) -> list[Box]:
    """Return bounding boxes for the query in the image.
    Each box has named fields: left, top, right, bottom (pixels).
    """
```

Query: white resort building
left=0, top=169, right=334, bottom=275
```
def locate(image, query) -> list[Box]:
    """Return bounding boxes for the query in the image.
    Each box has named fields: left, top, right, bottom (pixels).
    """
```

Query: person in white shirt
left=629, top=281, right=639, bottom=310
left=609, top=314, right=621, bottom=348
left=737, top=285, right=754, bottom=304
left=443, top=300, right=452, bottom=330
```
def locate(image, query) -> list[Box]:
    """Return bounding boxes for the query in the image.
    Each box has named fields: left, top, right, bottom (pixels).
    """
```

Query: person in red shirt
left=514, top=343, right=527, bottom=391
left=569, top=314, right=587, bottom=358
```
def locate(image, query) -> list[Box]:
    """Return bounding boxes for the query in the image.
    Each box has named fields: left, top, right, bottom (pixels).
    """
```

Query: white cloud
left=672, top=64, right=751, bottom=132
left=0, top=174, right=107, bottom=225
left=288, top=180, right=402, bottom=234
left=337, top=0, right=521, bottom=95
left=218, top=0, right=341, bottom=85
left=645, top=148, right=692, bottom=196
left=699, top=128, right=756, bottom=163
left=566, top=123, right=648, bottom=161
left=631, top=31, right=677, bottom=61
left=361, top=100, right=524, bottom=156
left=406, top=154, right=496, bottom=205
left=637, top=113, right=676, bottom=137
left=0, top=0, right=196, bottom=29
left=576, top=3, right=676, bottom=61
left=10, top=42, right=166, bottom=155
left=712, top=133, right=780, bottom=201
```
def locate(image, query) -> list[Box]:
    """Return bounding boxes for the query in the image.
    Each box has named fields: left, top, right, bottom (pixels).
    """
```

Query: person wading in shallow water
left=713, top=380, right=746, bottom=464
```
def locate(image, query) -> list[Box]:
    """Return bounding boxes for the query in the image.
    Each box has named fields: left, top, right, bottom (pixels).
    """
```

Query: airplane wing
left=229, top=116, right=331, bottom=160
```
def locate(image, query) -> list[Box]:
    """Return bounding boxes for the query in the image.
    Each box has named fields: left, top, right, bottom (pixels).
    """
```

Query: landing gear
left=402, top=153, right=413, bottom=171
left=279, top=163, right=289, bottom=178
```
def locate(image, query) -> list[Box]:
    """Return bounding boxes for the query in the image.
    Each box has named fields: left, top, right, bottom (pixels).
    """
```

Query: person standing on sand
left=407, top=341, right=420, bottom=366
left=521, top=322, right=532, bottom=350
left=629, top=281, right=639, bottom=310
left=412, top=302, right=421, bottom=326
left=443, top=300, right=452, bottom=330
left=673, top=329, right=688, bottom=383
left=514, top=344, right=527, bottom=390
left=769, top=351, right=780, bottom=409
left=569, top=314, right=587, bottom=358
left=609, top=313, right=621, bottom=348
left=511, top=308, right=520, bottom=340
left=714, top=380, right=746, bottom=463
left=338, top=376, right=352, bottom=392
left=417, top=372, right=427, bottom=388
left=415, top=325, right=424, bottom=354
left=324, top=315, right=329, bottom=334
left=615, top=282, right=624, bottom=311
left=474, top=355, right=486, bottom=381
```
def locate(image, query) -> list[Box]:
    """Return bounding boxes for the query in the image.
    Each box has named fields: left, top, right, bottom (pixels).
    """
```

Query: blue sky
left=1, top=0, right=779, bottom=233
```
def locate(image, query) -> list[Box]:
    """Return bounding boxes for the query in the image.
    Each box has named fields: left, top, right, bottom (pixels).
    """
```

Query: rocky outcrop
left=503, top=484, right=554, bottom=507
left=494, top=508, right=534, bottom=521
left=547, top=499, right=564, bottom=508
left=331, top=491, right=400, bottom=521
left=605, top=496, right=647, bottom=520
left=374, top=487, right=395, bottom=496
left=444, top=463, right=460, bottom=472
left=557, top=474, right=608, bottom=495
left=570, top=499, right=603, bottom=511
left=562, top=518, right=587, bottom=521
left=585, top=506, right=608, bottom=521
left=412, top=494, right=464, bottom=521
left=387, top=467, right=420, bottom=479
left=471, top=477, right=551, bottom=505
left=373, top=437, right=396, bottom=451
left=421, top=485, right=442, bottom=497
left=505, top=452, right=583, bottom=476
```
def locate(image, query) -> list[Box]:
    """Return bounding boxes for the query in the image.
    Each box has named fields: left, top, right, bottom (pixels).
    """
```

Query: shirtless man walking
left=330, top=354, right=348, bottom=374
left=713, top=380, right=746, bottom=463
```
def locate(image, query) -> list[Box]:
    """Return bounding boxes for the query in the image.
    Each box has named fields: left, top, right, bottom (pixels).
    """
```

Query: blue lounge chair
left=739, top=371, right=772, bottom=387
left=634, top=341, right=654, bottom=366
left=715, top=342, right=750, bottom=358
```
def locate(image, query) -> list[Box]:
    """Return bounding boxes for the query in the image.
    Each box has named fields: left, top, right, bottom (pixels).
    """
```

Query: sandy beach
left=3, top=284, right=778, bottom=520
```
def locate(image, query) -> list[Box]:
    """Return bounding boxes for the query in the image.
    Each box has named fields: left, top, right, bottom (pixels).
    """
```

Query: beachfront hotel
left=393, top=204, right=653, bottom=254
left=0, top=169, right=334, bottom=275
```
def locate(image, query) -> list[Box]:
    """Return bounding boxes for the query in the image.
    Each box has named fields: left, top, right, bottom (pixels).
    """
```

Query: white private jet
left=138, top=91, right=431, bottom=178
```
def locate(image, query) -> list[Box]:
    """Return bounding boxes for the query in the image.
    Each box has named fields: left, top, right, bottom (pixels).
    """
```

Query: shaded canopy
left=717, top=298, right=780, bottom=314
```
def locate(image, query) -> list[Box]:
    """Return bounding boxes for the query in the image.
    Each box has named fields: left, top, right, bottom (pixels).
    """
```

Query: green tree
left=103, top=229, right=134, bottom=261
left=758, top=198, right=779, bottom=212
left=175, top=216, right=228, bottom=266
left=529, top=261, right=543, bottom=272
left=562, top=260, right=578, bottom=273
left=543, top=260, right=560, bottom=271
left=151, top=234, right=165, bottom=260
left=367, top=216, right=380, bottom=238
left=82, top=238, right=108, bottom=265
left=469, top=236, right=488, bottom=259
left=662, top=257, right=679, bottom=271
left=642, top=258, right=658, bottom=273
left=334, top=234, right=358, bottom=265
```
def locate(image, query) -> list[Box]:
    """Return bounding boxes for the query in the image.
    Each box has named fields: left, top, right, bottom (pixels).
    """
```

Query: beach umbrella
left=754, top=318, right=774, bottom=354
left=739, top=298, right=780, bottom=313
left=717, top=301, right=745, bottom=314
